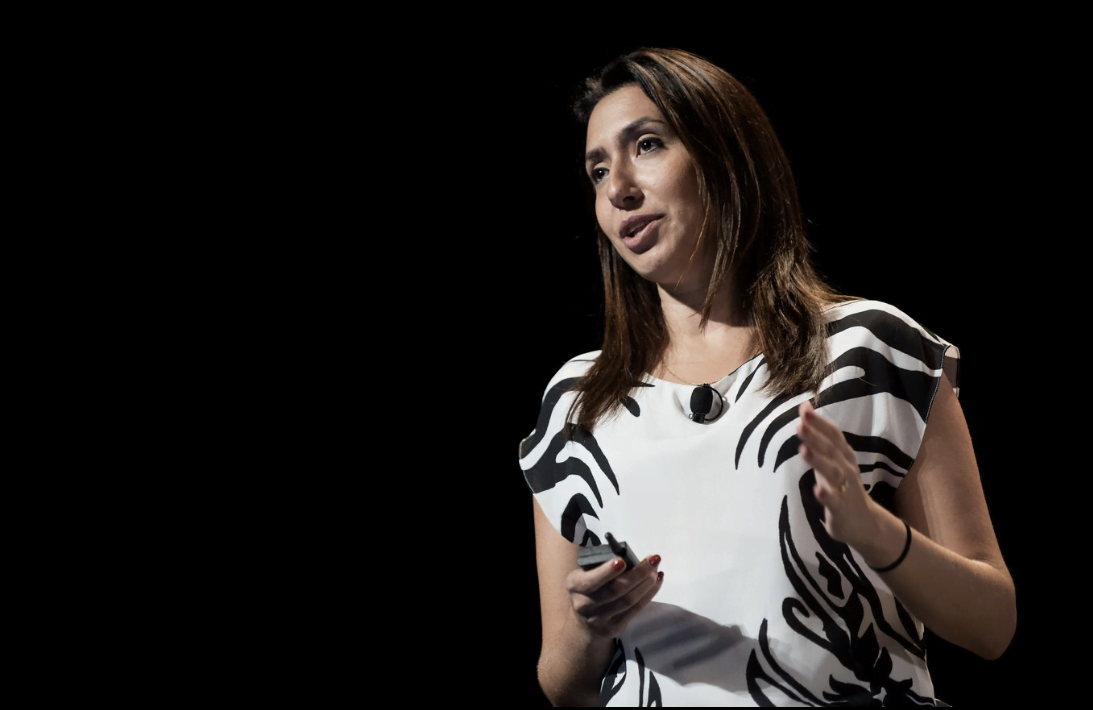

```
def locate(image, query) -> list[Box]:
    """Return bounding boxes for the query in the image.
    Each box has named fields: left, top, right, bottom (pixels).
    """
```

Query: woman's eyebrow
left=585, top=117, right=668, bottom=168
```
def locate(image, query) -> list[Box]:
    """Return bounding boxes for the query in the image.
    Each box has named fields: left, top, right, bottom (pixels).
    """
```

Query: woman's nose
left=607, top=166, right=642, bottom=208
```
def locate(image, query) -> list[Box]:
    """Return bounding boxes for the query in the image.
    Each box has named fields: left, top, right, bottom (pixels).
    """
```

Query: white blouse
left=519, top=299, right=960, bottom=706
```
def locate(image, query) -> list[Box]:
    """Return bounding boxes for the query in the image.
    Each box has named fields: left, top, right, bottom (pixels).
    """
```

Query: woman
left=517, top=47, right=1015, bottom=706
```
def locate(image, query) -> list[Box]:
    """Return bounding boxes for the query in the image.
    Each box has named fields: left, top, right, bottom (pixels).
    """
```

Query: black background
left=117, top=16, right=1080, bottom=702
left=459, top=31, right=1070, bottom=706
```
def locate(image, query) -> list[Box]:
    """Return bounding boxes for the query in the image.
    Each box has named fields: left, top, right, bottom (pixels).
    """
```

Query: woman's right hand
left=567, top=555, right=664, bottom=638
left=532, top=502, right=665, bottom=707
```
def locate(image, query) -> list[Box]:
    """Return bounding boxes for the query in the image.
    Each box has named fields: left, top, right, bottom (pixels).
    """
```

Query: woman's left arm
left=797, top=374, right=1016, bottom=660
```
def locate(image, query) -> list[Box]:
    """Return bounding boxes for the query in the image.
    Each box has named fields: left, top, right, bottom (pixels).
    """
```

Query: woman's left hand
left=796, top=399, right=877, bottom=546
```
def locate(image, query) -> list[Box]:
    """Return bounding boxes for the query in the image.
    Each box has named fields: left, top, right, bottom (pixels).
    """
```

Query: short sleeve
left=518, top=351, right=600, bottom=543
left=823, top=300, right=961, bottom=510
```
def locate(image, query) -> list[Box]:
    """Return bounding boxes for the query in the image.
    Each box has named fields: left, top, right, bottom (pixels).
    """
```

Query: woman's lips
left=622, top=217, right=661, bottom=253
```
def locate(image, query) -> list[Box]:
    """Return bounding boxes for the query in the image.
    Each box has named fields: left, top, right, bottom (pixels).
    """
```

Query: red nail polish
left=611, top=559, right=625, bottom=571
left=657, top=571, right=664, bottom=582
left=649, top=555, right=662, bottom=567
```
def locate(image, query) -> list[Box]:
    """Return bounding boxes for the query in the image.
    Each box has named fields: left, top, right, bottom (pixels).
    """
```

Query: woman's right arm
left=532, top=499, right=664, bottom=707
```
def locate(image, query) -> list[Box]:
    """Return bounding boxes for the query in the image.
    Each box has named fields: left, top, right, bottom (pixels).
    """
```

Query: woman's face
left=585, top=84, right=708, bottom=290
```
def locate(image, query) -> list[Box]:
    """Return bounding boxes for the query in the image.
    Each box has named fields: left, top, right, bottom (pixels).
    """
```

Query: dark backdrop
left=442, top=32, right=1066, bottom=705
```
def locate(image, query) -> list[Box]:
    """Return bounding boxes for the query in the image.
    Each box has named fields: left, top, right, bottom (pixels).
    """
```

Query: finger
left=799, top=402, right=846, bottom=441
left=798, top=442, right=843, bottom=493
left=573, top=553, right=662, bottom=602
left=801, top=433, right=858, bottom=487
left=797, top=418, right=840, bottom=460
left=814, top=481, right=836, bottom=509
left=608, top=570, right=665, bottom=628
left=799, top=409, right=858, bottom=469
left=570, top=556, right=632, bottom=597
left=575, top=560, right=660, bottom=621
left=797, top=406, right=845, bottom=453
left=814, top=476, right=851, bottom=510
left=593, top=567, right=661, bottom=618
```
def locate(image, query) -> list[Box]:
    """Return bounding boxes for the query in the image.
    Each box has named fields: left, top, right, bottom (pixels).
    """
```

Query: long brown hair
left=566, top=47, right=856, bottom=432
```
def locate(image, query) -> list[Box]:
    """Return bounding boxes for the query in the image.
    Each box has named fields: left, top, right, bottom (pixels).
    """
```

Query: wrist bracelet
left=869, top=520, right=912, bottom=573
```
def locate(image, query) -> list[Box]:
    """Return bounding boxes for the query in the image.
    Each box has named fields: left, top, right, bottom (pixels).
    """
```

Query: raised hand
left=796, top=399, right=878, bottom=546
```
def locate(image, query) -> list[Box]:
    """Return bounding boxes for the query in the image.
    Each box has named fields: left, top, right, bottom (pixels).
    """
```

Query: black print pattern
left=519, top=301, right=957, bottom=706
left=601, top=643, right=664, bottom=707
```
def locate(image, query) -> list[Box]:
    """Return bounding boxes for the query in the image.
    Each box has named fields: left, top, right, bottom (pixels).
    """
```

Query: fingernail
left=649, top=555, right=662, bottom=567
left=657, top=571, right=664, bottom=582
left=611, top=559, right=625, bottom=571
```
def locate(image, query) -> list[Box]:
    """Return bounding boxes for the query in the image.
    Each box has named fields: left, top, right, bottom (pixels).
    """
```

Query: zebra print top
left=518, top=299, right=960, bottom=706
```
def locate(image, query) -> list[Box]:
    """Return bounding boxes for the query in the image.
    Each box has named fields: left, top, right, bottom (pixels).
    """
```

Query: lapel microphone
left=689, top=384, right=726, bottom=423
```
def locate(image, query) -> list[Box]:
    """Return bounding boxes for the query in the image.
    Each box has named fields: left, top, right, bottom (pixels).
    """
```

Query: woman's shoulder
left=821, top=298, right=959, bottom=377
left=542, top=349, right=601, bottom=391
left=822, top=297, right=918, bottom=322
left=821, top=298, right=951, bottom=344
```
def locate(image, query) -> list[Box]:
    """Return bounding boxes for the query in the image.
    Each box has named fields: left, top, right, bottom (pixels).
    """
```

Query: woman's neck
left=657, top=285, right=758, bottom=384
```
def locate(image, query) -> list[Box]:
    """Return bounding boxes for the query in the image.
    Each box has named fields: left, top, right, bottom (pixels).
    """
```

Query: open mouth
left=621, top=215, right=661, bottom=239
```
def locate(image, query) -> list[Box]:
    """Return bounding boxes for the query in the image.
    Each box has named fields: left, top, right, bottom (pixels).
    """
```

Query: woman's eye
left=638, top=137, right=663, bottom=153
left=590, top=167, right=607, bottom=184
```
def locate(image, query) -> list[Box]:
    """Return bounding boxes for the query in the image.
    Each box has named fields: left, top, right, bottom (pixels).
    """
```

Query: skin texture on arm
left=798, top=373, right=1016, bottom=660
left=532, top=499, right=664, bottom=707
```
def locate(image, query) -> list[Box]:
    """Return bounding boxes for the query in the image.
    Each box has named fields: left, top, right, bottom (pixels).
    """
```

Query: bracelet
left=869, top=520, right=912, bottom=573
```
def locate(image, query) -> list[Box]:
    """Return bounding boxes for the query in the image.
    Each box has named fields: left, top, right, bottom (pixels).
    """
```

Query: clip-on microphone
left=689, top=384, right=725, bottom=423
